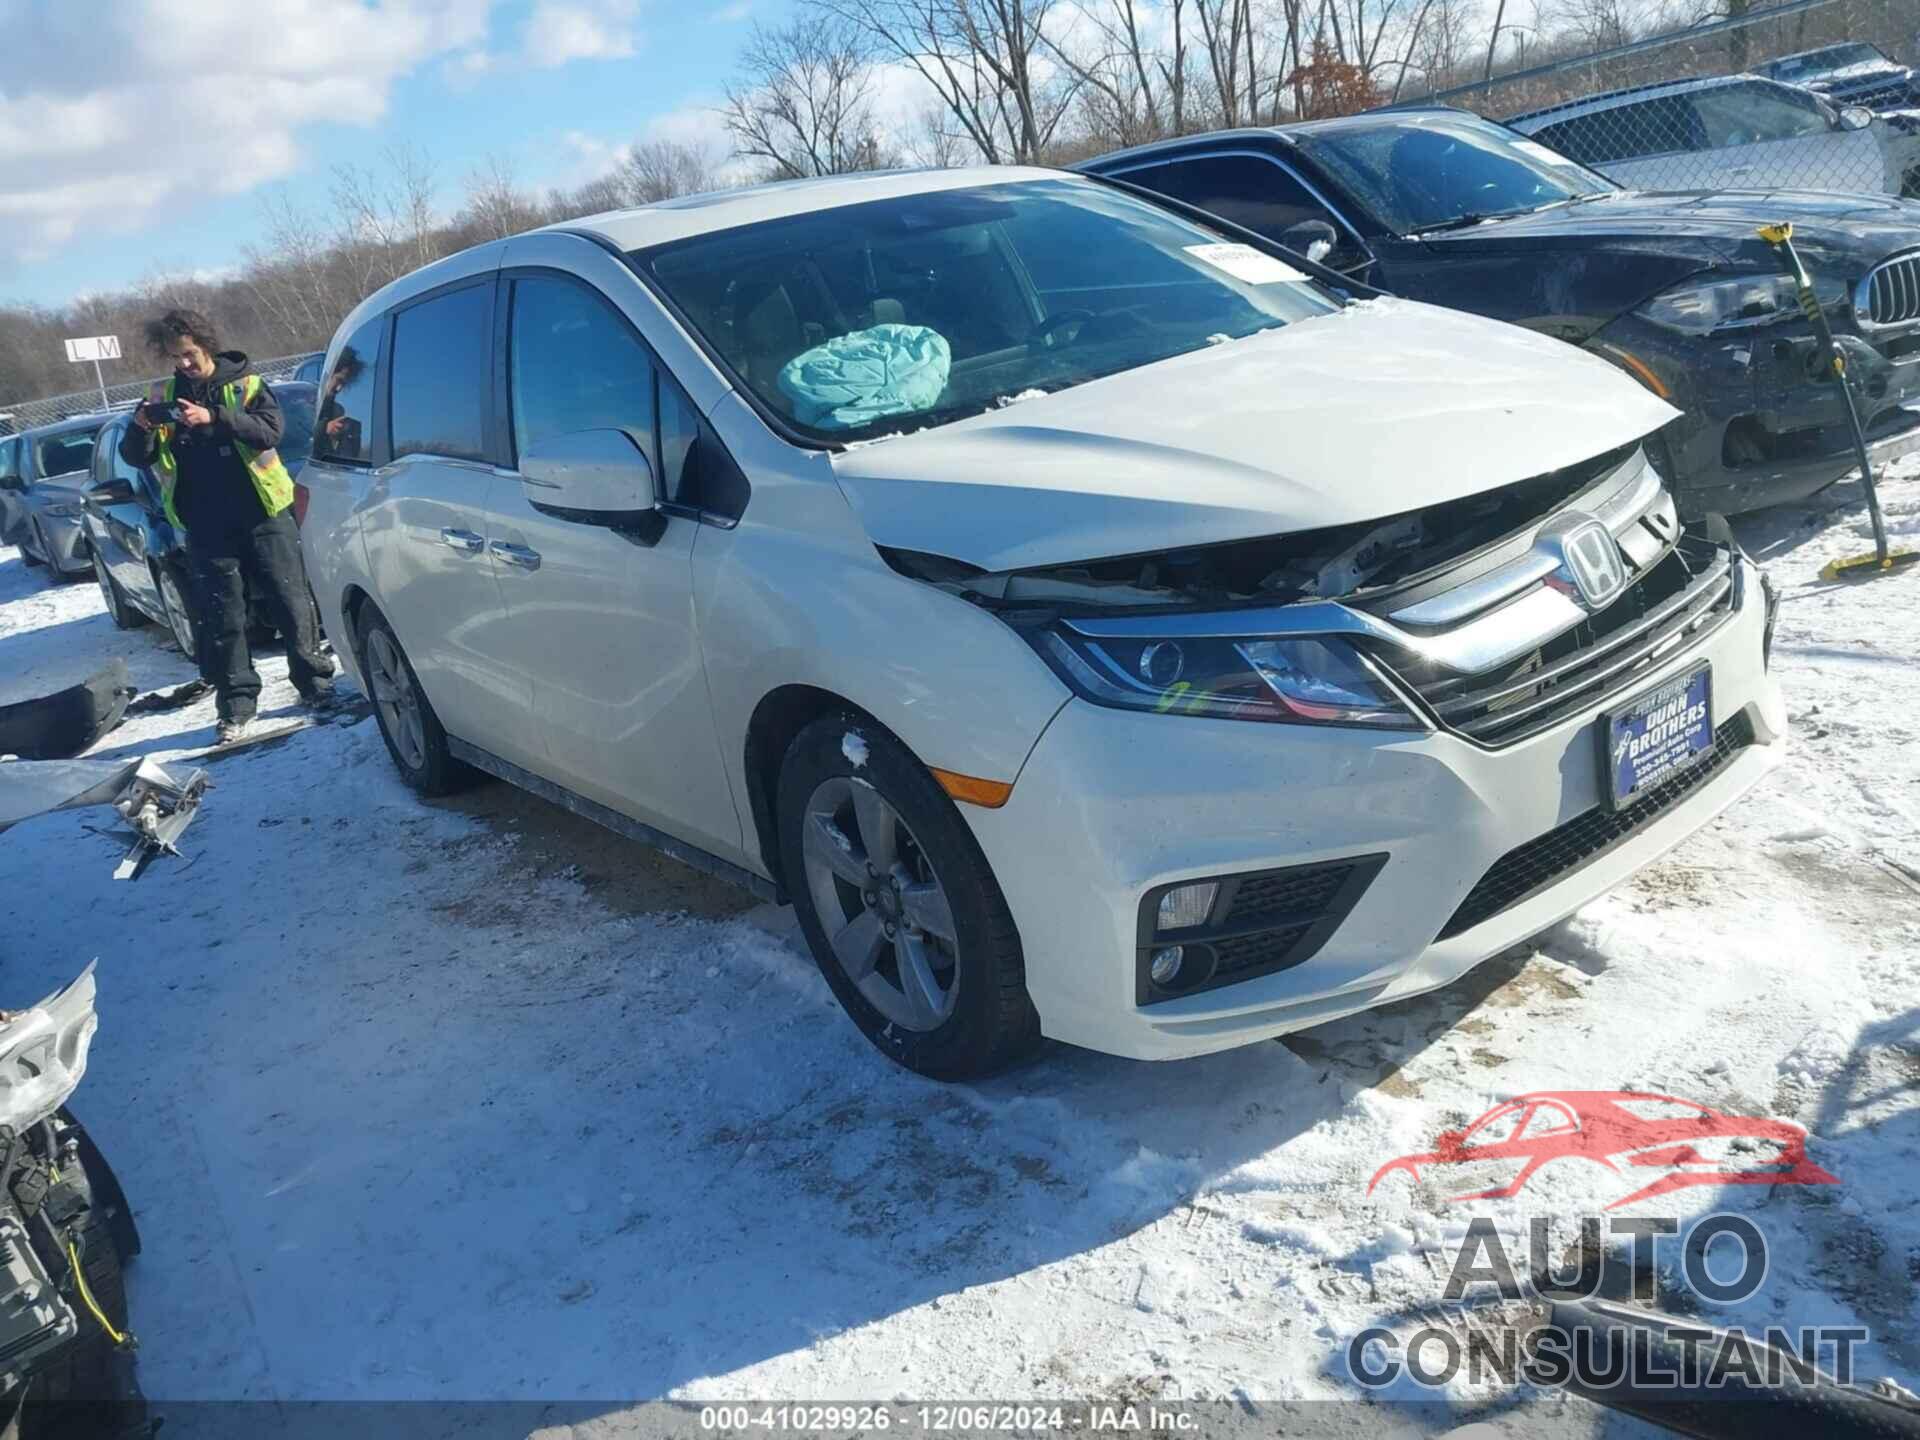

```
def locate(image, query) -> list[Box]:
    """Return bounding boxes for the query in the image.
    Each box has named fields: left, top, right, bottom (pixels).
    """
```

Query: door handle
left=439, top=527, right=485, bottom=553
left=489, top=540, right=542, bottom=570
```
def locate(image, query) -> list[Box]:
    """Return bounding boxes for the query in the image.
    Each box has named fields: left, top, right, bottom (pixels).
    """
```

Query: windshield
left=34, top=427, right=101, bottom=479
left=1761, top=44, right=1885, bottom=80
left=1296, top=114, right=1615, bottom=235
left=633, top=178, right=1340, bottom=445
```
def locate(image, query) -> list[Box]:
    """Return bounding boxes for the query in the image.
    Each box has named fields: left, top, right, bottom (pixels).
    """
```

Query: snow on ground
left=1, top=461, right=1917, bottom=1438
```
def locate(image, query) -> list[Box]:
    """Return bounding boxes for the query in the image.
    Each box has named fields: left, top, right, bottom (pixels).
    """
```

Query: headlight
left=43, top=502, right=82, bottom=518
left=1638, top=273, right=1843, bottom=335
left=1027, top=626, right=1424, bottom=729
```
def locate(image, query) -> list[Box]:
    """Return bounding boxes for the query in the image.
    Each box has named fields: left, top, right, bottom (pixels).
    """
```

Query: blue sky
left=0, top=0, right=803, bottom=307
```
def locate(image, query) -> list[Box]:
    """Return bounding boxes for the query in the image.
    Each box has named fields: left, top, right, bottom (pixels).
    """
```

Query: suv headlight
left=1639, top=273, right=1843, bottom=335
left=43, top=502, right=83, bottom=518
left=1026, top=625, right=1424, bottom=729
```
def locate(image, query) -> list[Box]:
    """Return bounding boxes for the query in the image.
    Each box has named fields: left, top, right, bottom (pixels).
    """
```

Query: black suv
left=1757, top=43, right=1918, bottom=112
left=1080, top=110, right=1920, bottom=516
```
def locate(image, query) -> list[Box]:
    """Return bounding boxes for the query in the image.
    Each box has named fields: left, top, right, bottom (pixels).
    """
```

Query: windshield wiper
left=1414, top=212, right=1495, bottom=235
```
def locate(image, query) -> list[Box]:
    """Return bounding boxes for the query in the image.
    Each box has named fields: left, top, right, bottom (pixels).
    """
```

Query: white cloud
left=710, top=0, right=752, bottom=20
left=523, top=0, right=641, bottom=67
left=0, top=0, right=491, bottom=275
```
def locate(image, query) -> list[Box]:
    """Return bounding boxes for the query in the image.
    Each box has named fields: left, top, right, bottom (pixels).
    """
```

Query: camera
left=141, top=400, right=182, bottom=424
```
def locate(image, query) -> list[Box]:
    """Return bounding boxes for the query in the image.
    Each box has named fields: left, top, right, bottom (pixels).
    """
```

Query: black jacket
left=120, top=351, right=283, bottom=539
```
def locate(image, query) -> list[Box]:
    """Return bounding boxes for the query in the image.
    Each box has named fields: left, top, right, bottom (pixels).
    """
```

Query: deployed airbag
left=778, top=324, right=952, bottom=430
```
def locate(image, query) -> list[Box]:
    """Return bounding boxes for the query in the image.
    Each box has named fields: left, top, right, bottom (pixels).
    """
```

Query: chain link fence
left=1403, top=0, right=1920, bottom=198
left=0, top=351, right=321, bottom=438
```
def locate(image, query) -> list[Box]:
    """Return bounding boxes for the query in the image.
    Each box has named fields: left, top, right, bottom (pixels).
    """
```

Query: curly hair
left=143, top=308, right=222, bottom=358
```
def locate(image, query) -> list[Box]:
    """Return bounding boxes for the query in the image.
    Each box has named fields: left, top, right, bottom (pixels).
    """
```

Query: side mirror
left=520, top=428, right=666, bottom=546
left=87, top=477, right=137, bottom=507
left=1839, top=105, right=1874, bottom=131
left=1279, top=219, right=1339, bottom=265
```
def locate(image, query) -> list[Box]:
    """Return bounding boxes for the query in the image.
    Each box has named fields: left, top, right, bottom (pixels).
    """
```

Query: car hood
left=1419, top=189, right=1920, bottom=276
left=831, top=298, right=1677, bottom=572
left=1806, top=60, right=1912, bottom=88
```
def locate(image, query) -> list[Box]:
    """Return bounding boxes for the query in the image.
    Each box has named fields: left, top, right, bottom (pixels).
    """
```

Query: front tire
left=23, top=520, right=48, bottom=571
left=93, top=551, right=142, bottom=630
left=778, top=714, right=1039, bottom=1080
left=155, top=563, right=199, bottom=661
left=356, top=605, right=472, bottom=796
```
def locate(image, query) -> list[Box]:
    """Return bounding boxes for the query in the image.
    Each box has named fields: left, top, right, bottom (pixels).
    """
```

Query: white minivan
left=299, top=167, right=1785, bottom=1078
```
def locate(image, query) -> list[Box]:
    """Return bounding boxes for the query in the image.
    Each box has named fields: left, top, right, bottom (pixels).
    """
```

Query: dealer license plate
left=1600, top=664, right=1713, bottom=811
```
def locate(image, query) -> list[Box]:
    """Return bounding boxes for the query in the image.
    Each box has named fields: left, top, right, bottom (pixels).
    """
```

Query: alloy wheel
left=800, top=775, right=961, bottom=1032
left=364, top=626, right=427, bottom=773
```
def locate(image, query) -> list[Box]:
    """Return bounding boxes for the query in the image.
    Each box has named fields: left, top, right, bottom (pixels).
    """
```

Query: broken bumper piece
left=0, top=756, right=210, bottom=879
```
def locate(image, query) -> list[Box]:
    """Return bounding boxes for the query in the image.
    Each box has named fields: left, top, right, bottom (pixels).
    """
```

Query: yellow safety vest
left=147, top=373, right=294, bottom=530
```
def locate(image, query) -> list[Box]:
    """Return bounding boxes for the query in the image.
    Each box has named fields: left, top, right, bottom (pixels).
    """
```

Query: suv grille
left=1372, top=536, right=1736, bottom=747
left=1438, top=711, right=1756, bottom=940
left=1862, top=254, right=1920, bottom=328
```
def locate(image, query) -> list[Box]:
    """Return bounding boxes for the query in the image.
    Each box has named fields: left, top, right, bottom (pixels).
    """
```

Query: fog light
left=1149, top=946, right=1185, bottom=986
left=1156, top=881, right=1218, bottom=932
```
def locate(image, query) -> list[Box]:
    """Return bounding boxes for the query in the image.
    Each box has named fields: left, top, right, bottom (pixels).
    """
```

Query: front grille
left=1836, top=80, right=1910, bottom=107
left=1137, top=855, right=1387, bottom=1004
left=1374, top=537, right=1736, bottom=747
left=1438, top=711, right=1757, bottom=940
left=1223, top=865, right=1353, bottom=926
left=1210, top=925, right=1314, bottom=979
left=1862, top=254, right=1920, bottom=328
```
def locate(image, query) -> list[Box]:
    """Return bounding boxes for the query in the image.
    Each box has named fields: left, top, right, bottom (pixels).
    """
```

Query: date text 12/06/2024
left=698, top=1404, right=1201, bottom=1433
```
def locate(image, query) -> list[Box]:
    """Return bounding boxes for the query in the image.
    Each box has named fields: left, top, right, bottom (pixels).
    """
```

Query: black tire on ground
left=22, top=521, right=46, bottom=570
left=92, top=552, right=141, bottom=631
left=777, top=713, right=1041, bottom=1080
left=355, top=604, right=473, bottom=797
left=20, top=1181, right=148, bottom=1440
left=154, top=563, right=198, bottom=661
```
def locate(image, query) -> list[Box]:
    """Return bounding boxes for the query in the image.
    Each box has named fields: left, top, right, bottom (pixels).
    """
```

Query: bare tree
left=619, top=138, right=725, bottom=202
left=1193, top=0, right=1256, bottom=125
left=1043, top=0, right=1190, bottom=147
left=457, top=154, right=543, bottom=241
left=816, top=0, right=1080, bottom=165
left=723, top=17, right=894, bottom=178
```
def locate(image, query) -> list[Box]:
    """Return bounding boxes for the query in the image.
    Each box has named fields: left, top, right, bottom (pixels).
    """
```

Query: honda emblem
left=1556, top=519, right=1626, bottom=610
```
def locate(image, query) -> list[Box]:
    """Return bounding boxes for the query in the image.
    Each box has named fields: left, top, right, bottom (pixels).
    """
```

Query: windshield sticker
left=1183, top=243, right=1306, bottom=285
left=1512, top=138, right=1578, bottom=166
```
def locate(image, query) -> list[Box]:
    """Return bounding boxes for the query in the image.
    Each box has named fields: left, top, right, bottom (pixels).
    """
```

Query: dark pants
left=190, top=511, right=332, bottom=722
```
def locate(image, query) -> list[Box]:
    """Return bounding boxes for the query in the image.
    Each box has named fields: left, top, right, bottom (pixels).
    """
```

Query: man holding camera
left=120, top=309, right=333, bottom=743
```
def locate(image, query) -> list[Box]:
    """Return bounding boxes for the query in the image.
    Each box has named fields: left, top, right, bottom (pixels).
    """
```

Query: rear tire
left=778, top=714, right=1040, bottom=1080
left=356, top=605, right=473, bottom=796
left=93, top=552, right=141, bottom=631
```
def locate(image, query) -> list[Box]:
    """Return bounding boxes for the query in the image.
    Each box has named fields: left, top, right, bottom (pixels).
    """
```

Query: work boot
left=216, top=717, right=253, bottom=745
left=297, top=680, right=336, bottom=712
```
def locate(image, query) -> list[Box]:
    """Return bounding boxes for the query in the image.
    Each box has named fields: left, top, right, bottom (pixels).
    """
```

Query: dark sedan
left=2, top=414, right=112, bottom=578
left=81, top=382, right=317, bottom=654
left=1080, top=110, right=1920, bottom=516
left=1757, top=43, right=1918, bottom=112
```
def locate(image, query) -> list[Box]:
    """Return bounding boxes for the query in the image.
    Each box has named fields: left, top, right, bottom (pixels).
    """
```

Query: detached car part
left=0, top=661, right=133, bottom=761
left=0, top=755, right=209, bottom=880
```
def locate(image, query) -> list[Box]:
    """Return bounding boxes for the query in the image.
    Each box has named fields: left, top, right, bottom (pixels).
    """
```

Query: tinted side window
left=315, top=316, right=384, bottom=465
left=1150, top=154, right=1337, bottom=240
left=0, top=437, right=20, bottom=485
left=390, top=284, right=491, bottom=463
left=36, top=429, right=100, bottom=479
left=508, top=275, right=655, bottom=458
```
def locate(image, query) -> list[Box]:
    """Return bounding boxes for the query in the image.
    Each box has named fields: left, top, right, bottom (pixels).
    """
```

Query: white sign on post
left=64, top=335, right=122, bottom=363
left=63, top=334, right=121, bottom=411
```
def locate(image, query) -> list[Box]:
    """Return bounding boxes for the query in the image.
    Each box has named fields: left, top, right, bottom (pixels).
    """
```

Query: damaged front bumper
left=1592, top=310, right=1920, bottom=516
left=964, top=531, right=1783, bottom=1062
